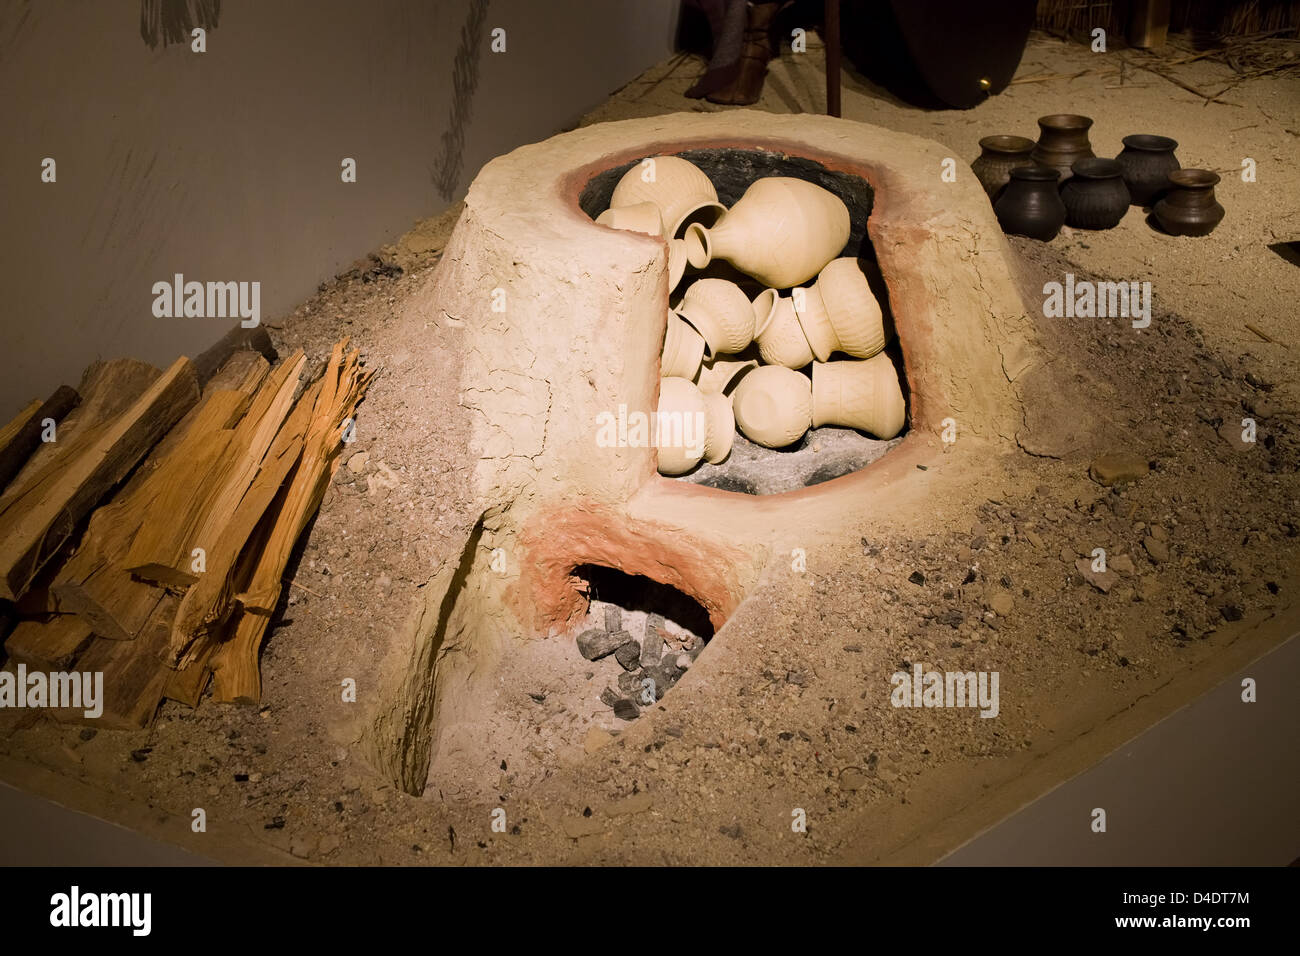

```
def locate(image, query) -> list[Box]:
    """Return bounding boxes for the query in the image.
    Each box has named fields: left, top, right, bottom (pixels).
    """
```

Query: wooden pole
left=825, top=0, right=842, bottom=117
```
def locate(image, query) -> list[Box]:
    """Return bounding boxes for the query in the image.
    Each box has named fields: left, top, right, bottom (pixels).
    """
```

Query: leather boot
left=707, top=2, right=779, bottom=105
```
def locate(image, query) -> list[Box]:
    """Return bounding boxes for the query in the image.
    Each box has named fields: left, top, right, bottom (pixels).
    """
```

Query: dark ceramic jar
left=1031, top=114, right=1095, bottom=183
left=1060, top=158, right=1131, bottom=229
left=970, top=135, right=1037, bottom=200
left=1115, top=134, right=1180, bottom=206
left=1154, top=169, right=1225, bottom=237
left=994, top=165, right=1066, bottom=241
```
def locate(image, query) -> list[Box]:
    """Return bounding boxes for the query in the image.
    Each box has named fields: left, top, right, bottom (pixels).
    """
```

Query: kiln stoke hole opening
left=569, top=564, right=714, bottom=722
left=581, top=147, right=910, bottom=496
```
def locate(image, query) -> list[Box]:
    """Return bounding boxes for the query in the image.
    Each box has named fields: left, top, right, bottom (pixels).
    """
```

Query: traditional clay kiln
left=361, top=111, right=1040, bottom=794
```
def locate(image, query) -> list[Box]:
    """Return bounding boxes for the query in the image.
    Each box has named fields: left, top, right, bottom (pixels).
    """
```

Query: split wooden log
left=169, top=378, right=320, bottom=664
left=211, top=342, right=373, bottom=702
left=3, top=614, right=95, bottom=670
left=5, top=359, right=160, bottom=492
left=163, top=634, right=219, bottom=707
left=50, top=595, right=179, bottom=729
left=49, top=356, right=268, bottom=639
left=0, top=357, right=199, bottom=601
left=124, top=351, right=305, bottom=588
left=191, top=324, right=277, bottom=387
left=0, top=386, right=79, bottom=494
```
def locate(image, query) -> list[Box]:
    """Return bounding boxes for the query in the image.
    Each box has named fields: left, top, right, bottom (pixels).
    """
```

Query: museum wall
left=0, top=0, right=679, bottom=415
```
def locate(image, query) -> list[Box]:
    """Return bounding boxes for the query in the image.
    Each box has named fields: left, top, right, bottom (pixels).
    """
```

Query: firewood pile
left=0, top=331, right=373, bottom=728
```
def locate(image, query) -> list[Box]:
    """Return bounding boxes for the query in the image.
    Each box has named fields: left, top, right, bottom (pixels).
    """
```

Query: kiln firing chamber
left=361, top=113, right=1041, bottom=794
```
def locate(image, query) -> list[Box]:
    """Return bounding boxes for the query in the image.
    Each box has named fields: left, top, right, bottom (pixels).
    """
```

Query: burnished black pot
left=1060, top=158, right=1131, bottom=230
left=1154, top=169, right=1225, bottom=237
left=1031, top=113, right=1094, bottom=183
left=971, top=134, right=1037, bottom=200
left=994, top=165, right=1066, bottom=241
left=1115, top=134, right=1180, bottom=206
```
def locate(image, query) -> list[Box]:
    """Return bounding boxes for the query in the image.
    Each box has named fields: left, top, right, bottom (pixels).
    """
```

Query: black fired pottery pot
left=1115, top=134, right=1180, bottom=206
left=970, top=134, right=1037, bottom=200
left=1031, top=113, right=1095, bottom=183
left=1154, top=169, right=1225, bottom=237
left=1060, top=158, right=1131, bottom=230
left=994, top=165, right=1066, bottom=241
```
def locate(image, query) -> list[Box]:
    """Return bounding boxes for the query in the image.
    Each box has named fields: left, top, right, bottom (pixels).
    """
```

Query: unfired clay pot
left=675, top=277, right=756, bottom=356
left=609, top=155, right=727, bottom=239
left=595, top=200, right=663, bottom=236
left=667, top=238, right=688, bottom=290
left=752, top=289, right=814, bottom=368
left=701, top=391, right=735, bottom=464
left=731, top=365, right=813, bottom=449
left=682, top=177, right=850, bottom=288
left=792, top=258, right=886, bottom=361
left=811, top=354, right=906, bottom=439
left=655, top=376, right=709, bottom=475
left=661, top=311, right=706, bottom=380
left=696, top=356, right=758, bottom=395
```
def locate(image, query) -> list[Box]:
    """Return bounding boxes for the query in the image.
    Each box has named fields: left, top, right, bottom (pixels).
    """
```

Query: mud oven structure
left=358, top=111, right=1042, bottom=794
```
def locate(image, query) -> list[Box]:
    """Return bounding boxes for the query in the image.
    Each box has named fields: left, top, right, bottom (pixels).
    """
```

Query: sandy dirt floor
left=1, top=31, right=1297, bottom=865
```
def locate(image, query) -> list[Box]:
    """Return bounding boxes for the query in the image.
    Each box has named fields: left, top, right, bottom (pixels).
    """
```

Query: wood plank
left=124, top=352, right=304, bottom=588
left=0, top=357, right=199, bottom=601
left=3, top=615, right=95, bottom=670
left=0, top=386, right=79, bottom=494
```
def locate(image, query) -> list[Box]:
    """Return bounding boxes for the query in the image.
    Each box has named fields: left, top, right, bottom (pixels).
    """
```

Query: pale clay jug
left=696, top=355, right=758, bottom=396
left=661, top=311, right=706, bottom=380
left=595, top=201, right=687, bottom=290
left=793, top=258, right=887, bottom=361
left=595, top=201, right=663, bottom=237
left=731, top=365, right=813, bottom=449
left=655, top=376, right=709, bottom=475
left=676, top=277, right=755, bottom=357
left=682, top=177, right=850, bottom=289
left=701, top=390, right=735, bottom=464
left=811, top=354, right=906, bottom=439
left=610, top=155, right=727, bottom=239
left=751, top=289, right=814, bottom=369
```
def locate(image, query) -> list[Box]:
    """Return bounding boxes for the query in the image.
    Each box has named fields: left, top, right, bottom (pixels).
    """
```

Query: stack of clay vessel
left=811, top=353, right=906, bottom=440
left=597, top=155, right=910, bottom=474
left=683, top=176, right=850, bottom=288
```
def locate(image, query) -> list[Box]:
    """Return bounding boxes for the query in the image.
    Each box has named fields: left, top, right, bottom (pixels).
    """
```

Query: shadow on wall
left=139, top=0, right=221, bottom=50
